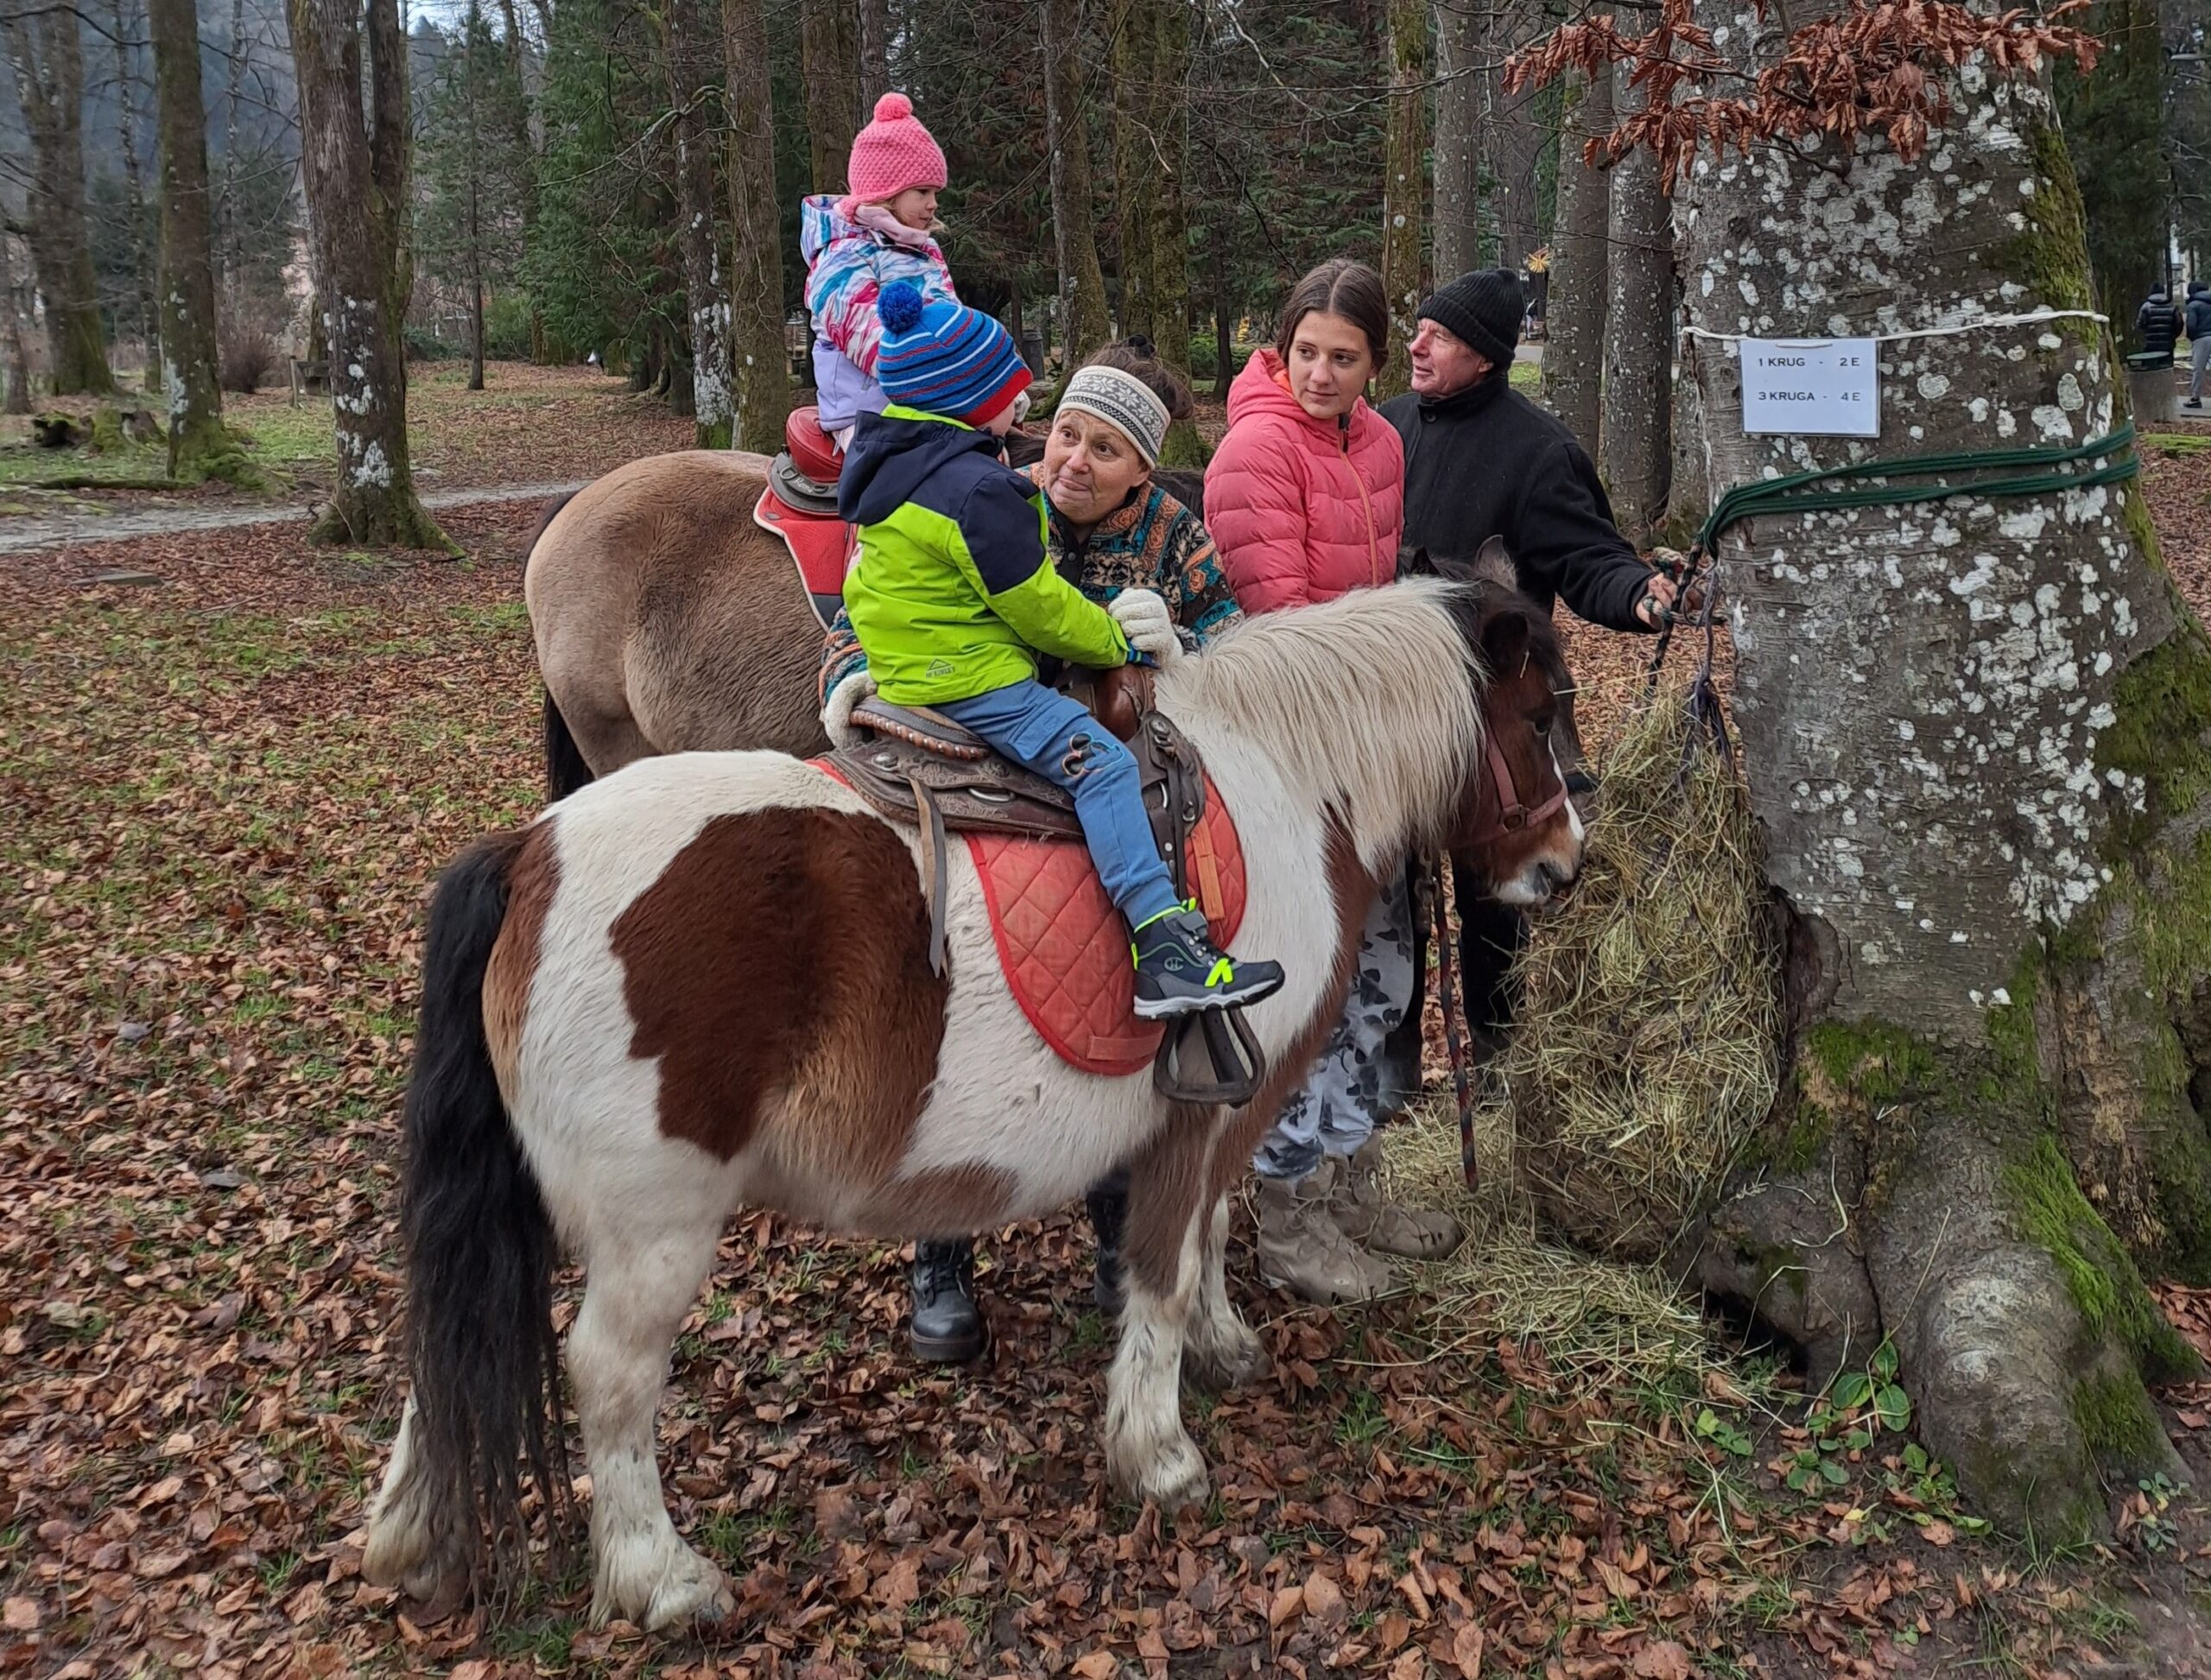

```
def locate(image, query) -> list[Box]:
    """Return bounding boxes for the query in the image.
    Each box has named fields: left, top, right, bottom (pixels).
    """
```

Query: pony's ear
left=1400, top=544, right=1437, bottom=578
left=1477, top=597, right=1534, bottom=679
left=1470, top=536, right=1519, bottom=593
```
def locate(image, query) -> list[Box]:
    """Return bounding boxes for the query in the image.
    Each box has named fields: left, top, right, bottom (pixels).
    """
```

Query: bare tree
left=285, top=0, right=448, bottom=548
left=801, top=0, right=860, bottom=191
left=149, top=0, right=253, bottom=483
left=0, top=229, right=29, bottom=415
left=111, top=0, right=161, bottom=393
left=1378, top=0, right=1429, bottom=399
left=1147, top=0, right=1194, bottom=403
left=1430, top=0, right=1479, bottom=280
left=858, top=0, right=890, bottom=106
left=5, top=10, right=114, bottom=395
left=1599, top=60, right=1672, bottom=536
left=723, top=0, right=790, bottom=452
left=1042, top=0, right=1110, bottom=366
left=1109, top=0, right=1156, bottom=345
left=1543, top=64, right=1611, bottom=455
left=660, top=0, right=732, bottom=446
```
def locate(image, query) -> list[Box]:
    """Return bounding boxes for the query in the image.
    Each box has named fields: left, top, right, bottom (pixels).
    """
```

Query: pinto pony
left=362, top=574, right=1583, bottom=1631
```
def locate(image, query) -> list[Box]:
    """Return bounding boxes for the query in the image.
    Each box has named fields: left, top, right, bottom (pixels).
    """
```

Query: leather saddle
left=825, top=668, right=1266, bottom=1106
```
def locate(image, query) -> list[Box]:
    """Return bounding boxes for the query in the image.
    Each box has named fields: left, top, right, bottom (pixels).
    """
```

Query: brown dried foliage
left=1505, top=0, right=2103, bottom=190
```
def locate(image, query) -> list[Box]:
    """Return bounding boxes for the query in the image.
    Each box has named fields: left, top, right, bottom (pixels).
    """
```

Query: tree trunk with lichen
left=149, top=0, right=256, bottom=485
left=722, top=0, right=789, bottom=453
left=1378, top=0, right=1427, bottom=402
left=1145, top=0, right=1203, bottom=466
left=800, top=0, right=858, bottom=192
left=1674, top=27, right=2206, bottom=1544
left=1600, top=58, right=1672, bottom=538
left=6, top=13, right=115, bottom=396
left=1109, top=0, right=1156, bottom=347
left=1543, top=64, right=1611, bottom=457
left=662, top=0, right=732, bottom=448
left=285, top=0, right=449, bottom=549
left=1043, top=0, right=1111, bottom=369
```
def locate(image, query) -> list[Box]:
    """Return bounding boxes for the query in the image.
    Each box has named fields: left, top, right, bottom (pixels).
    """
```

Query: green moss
left=1769, top=1100, right=1835, bottom=1176
left=2008, top=124, right=2100, bottom=324
left=2071, top=1366, right=2171, bottom=1463
left=1803, top=1021, right=1937, bottom=1107
left=2097, top=622, right=2211, bottom=829
left=2001, top=1134, right=2201, bottom=1383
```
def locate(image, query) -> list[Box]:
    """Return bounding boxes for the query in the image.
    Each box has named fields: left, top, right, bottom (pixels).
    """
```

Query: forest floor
left=6, top=386, right=2211, bottom=1679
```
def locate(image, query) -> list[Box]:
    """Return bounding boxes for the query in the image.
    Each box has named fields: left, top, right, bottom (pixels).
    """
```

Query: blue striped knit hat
left=875, top=280, right=1033, bottom=426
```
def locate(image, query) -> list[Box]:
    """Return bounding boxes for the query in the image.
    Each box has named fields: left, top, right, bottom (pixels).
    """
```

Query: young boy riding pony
left=838, top=279, right=1283, bottom=1019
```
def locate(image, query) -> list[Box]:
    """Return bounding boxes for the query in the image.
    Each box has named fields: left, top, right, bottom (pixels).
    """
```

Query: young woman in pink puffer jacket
left=1205, top=258, right=1406, bottom=612
left=1204, top=258, right=1460, bottom=1309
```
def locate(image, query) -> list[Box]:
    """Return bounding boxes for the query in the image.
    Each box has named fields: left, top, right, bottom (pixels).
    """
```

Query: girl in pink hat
left=801, top=92, right=964, bottom=450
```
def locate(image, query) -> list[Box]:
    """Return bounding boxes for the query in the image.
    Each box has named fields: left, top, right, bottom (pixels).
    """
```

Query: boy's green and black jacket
left=838, top=403, right=1130, bottom=705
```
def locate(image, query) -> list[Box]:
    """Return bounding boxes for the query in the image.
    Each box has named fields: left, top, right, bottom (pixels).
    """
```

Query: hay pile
left=1480, top=682, right=1781, bottom=1263
left=1379, top=1101, right=1712, bottom=1379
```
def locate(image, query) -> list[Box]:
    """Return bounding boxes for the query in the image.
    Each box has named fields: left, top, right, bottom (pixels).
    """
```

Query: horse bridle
left=1465, top=723, right=1570, bottom=849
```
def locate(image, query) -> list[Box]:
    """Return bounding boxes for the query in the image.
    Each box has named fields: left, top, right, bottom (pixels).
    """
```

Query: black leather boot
left=1086, top=1173, right=1130, bottom=1316
left=908, top=1238, right=986, bottom=1363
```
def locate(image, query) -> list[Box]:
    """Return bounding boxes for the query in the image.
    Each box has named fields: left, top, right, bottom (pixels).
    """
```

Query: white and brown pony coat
left=363, top=575, right=1582, bottom=1631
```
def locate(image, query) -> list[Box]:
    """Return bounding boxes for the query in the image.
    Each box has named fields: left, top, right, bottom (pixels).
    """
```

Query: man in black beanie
left=1378, top=268, right=1679, bottom=1062
left=1380, top=267, right=1676, bottom=631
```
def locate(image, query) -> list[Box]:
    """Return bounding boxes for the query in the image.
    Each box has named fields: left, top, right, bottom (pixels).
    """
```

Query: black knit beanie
left=1418, top=269, right=1524, bottom=368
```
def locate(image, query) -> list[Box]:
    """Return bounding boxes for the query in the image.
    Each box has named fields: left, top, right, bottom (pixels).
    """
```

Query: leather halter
left=1465, top=725, right=1569, bottom=850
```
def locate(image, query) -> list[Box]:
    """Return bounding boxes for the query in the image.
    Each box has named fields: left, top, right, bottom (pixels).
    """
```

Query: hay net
left=1485, top=679, right=1782, bottom=1264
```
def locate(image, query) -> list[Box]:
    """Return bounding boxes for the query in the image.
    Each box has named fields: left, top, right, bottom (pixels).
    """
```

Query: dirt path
left=0, top=479, right=586, bottom=557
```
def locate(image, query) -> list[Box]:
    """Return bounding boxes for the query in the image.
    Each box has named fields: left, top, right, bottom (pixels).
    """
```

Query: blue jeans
left=937, top=681, right=1183, bottom=929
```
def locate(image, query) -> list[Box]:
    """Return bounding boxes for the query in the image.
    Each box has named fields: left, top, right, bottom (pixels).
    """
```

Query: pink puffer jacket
left=1204, top=348, right=1405, bottom=614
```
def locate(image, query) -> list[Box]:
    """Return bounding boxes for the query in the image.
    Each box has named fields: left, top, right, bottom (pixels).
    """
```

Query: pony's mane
left=1156, top=578, right=1486, bottom=872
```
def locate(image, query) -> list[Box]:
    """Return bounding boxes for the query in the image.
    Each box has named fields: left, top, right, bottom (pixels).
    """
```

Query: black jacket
left=2138, top=293, right=2183, bottom=357
left=2186, top=291, right=2211, bottom=343
left=1379, top=372, right=1655, bottom=633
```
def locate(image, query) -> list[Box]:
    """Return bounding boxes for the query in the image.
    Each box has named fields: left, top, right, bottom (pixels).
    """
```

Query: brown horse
left=363, top=573, right=1582, bottom=1632
left=523, top=442, right=1212, bottom=796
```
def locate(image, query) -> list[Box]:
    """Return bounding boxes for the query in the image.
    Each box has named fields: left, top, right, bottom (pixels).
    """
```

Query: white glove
left=1109, top=588, right=1182, bottom=664
left=822, top=670, right=877, bottom=748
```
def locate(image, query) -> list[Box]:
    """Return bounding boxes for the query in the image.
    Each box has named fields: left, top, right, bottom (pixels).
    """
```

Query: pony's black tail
left=396, top=831, right=567, bottom=1575
left=542, top=690, right=595, bottom=802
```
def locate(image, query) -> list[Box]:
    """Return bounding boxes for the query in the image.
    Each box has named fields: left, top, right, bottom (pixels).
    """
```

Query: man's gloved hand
left=1110, top=587, right=1182, bottom=665
left=821, top=670, right=877, bottom=748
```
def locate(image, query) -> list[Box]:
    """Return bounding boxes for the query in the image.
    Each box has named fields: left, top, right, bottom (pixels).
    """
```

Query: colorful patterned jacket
left=801, top=195, right=959, bottom=431
left=820, top=463, right=1242, bottom=704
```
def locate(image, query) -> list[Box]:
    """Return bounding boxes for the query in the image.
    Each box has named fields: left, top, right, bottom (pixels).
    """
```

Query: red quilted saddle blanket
left=968, top=779, right=1246, bottom=1076
left=753, top=486, right=854, bottom=599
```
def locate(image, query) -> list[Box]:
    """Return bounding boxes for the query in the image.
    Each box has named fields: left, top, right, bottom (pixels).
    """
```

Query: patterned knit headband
left=1055, top=365, right=1173, bottom=466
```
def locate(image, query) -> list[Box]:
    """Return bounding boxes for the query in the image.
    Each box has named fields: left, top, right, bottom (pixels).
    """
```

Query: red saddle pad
left=967, top=779, right=1246, bottom=1077
left=753, top=486, right=855, bottom=599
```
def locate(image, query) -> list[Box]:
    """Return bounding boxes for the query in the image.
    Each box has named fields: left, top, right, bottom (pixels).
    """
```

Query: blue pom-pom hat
left=872, top=281, right=1032, bottom=426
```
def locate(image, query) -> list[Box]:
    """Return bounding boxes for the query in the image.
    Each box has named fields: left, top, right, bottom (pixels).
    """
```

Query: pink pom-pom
left=873, top=92, right=912, bottom=122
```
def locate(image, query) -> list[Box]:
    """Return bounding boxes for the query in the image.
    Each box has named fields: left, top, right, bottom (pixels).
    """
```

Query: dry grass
left=1484, top=680, right=1782, bottom=1265
left=1378, top=1099, right=1715, bottom=1381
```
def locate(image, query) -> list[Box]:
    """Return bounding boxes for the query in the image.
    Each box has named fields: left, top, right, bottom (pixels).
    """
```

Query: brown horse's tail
left=393, top=832, right=567, bottom=1578
left=543, top=691, right=594, bottom=802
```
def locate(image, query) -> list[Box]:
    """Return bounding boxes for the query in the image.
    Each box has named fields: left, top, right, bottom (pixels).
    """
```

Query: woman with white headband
left=818, top=337, right=1241, bottom=1367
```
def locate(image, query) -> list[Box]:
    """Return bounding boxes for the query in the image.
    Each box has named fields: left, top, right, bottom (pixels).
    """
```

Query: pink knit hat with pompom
left=846, top=92, right=948, bottom=203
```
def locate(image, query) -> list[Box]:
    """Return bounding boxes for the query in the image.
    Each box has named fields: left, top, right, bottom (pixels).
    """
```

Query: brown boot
left=1329, top=1138, right=1464, bottom=1260
left=1253, top=1161, right=1397, bottom=1304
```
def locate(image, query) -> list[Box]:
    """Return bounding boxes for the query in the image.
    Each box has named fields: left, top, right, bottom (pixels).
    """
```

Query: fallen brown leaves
left=3, top=448, right=2208, bottom=1678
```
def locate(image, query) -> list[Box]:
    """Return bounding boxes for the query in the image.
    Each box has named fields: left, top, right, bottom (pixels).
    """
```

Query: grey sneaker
left=1131, top=905, right=1283, bottom=1019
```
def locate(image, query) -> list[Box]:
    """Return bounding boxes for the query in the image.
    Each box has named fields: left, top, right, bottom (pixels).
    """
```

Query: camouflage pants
left=1252, top=868, right=1416, bottom=1182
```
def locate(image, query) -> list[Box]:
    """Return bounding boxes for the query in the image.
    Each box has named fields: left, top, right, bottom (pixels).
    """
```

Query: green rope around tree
left=1690, top=422, right=2141, bottom=560
left=1648, top=423, right=2144, bottom=690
